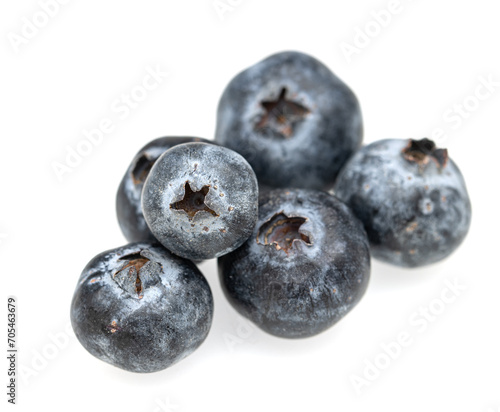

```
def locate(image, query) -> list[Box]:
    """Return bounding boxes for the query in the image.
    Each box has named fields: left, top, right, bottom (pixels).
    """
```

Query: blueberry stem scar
left=170, top=181, right=219, bottom=220
left=257, top=212, right=312, bottom=253
left=115, top=252, right=150, bottom=298
left=131, top=154, right=155, bottom=185
left=255, top=87, right=310, bottom=138
left=402, top=138, right=448, bottom=169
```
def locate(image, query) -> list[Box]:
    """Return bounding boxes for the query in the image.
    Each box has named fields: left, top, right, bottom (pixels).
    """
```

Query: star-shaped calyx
left=170, top=181, right=219, bottom=220
left=257, top=212, right=312, bottom=254
left=255, top=87, right=311, bottom=138
left=131, top=154, right=155, bottom=185
left=112, top=250, right=161, bottom=299
left=402, top=138, right=449, bottom=169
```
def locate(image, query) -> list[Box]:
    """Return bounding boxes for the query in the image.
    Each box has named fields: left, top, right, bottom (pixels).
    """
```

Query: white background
left=1, top=1, right=499, bottom=411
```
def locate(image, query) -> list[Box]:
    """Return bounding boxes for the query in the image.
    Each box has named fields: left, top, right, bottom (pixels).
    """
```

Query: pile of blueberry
left=70, top=51, right=471, bottom=373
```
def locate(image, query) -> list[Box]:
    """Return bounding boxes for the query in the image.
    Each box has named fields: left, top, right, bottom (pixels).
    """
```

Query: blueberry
left=215, top=51, right=363, bottom=190
left=116, top=136, right=214, bottom=243
left=218, top=189, right=370, bottom=339
left=70, top=242, right=213, bottom=373
left=142, top=142, right=259, bottom=260
left=333, top=138, right=472, bottom=267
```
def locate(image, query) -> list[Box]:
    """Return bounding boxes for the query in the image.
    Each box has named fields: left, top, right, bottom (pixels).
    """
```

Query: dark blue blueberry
left=333, top=138, right=472, bottom=267
left=215, top=51, right=363, bottom=190
left=70, top=242, right=213, bottom=373
left=116, top=136, right=214, bottom=243
left=218, top=189, right=370, bottom=339
left=142, top=143, right=259, bottom=260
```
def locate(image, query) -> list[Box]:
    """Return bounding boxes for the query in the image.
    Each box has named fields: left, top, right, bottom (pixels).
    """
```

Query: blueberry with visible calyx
left=333, top=138, right=472, bottom=267
left=142, top=142, right=259, bottom=260
left=218, top=188, right=370, bottom=339
left=215, top=51, right=363, bottom=190
left=70, top=242, right=213, bottom=373
left=116, top=136, right=214, bottom=243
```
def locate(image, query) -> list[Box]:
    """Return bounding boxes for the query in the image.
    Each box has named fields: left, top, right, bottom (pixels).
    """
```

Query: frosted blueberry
left=333, top=138, right=472, bottom=267
left=215, top=51, right=363, bottom=190
left=142, top=143, right=259, bottom=260
left=70, top=242, right=213, bottom=373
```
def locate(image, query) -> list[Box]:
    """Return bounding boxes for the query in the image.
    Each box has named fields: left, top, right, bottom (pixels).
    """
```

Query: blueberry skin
left=142, top=143, right=259, bottom=260
left=218, top=189, right=370, bottom=339
left=116, top=136, right=214, bottom=243
left=333, top=139, right=472, bottom=267
left=70, top=243, right=213, bottom=373
left=215, top=51, right=363, bottom=190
